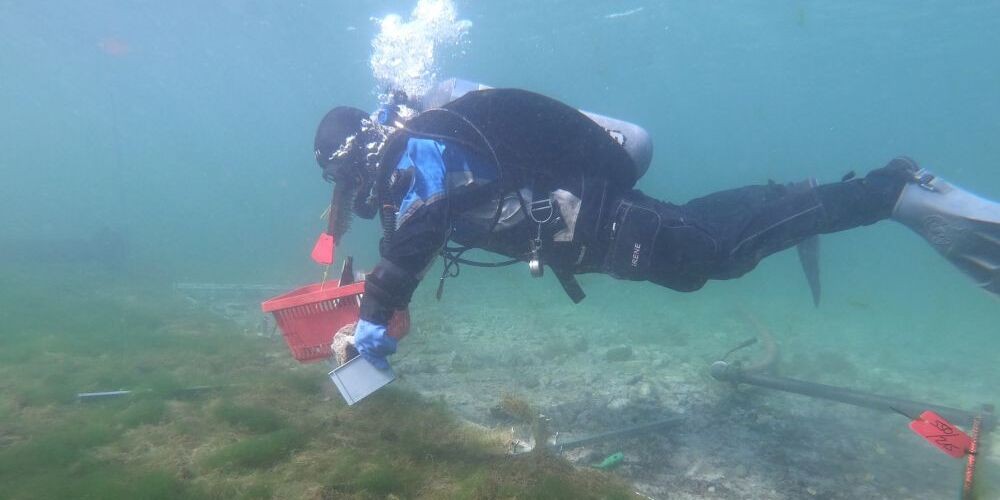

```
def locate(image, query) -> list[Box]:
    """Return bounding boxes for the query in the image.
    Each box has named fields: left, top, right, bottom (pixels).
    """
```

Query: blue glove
left=354, top=319, right=397, bottom=370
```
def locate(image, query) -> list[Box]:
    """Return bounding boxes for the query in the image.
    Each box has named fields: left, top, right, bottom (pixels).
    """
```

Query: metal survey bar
left=77, top=390, right=133, bottom=402
left=551, top=416, right=683, bottom=452
left=510, top=416, right=684, bottom=455
left=76, top=385, right=221, bottom=402
left=711, top=361, right=995, bottom=430
left=173, top=283, right=291, bottom=292
left=962, top=406, right=993, bottom=500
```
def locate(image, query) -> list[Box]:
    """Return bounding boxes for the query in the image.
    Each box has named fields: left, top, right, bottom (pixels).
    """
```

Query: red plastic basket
left=261, top=280, right=365, bottom=363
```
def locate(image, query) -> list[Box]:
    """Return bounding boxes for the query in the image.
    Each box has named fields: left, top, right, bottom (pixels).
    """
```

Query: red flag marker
left=310, top=233, right=336, bottom=266
left=908, top=411, right=972, bottom=459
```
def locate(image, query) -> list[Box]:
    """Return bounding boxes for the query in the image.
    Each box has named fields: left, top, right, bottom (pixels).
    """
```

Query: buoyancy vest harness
left=375, top=88, right=642, bottom=303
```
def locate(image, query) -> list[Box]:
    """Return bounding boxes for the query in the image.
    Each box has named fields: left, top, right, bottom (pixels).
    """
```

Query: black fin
left=841, top=170, right=856, bottom=182
left=339, top=256, right=355, bottom=285
left=797, top=236, right=821, bottom=307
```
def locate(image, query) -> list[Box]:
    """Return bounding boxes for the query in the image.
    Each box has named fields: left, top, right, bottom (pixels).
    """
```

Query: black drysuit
left=359, top=89, right=906, bottom=328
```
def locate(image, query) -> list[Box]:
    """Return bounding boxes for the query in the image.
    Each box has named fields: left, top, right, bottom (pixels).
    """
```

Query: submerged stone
left=605, top=345, right=634, bottom=362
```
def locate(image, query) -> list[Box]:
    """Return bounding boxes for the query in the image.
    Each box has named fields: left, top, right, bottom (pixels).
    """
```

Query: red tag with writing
left=310, top=233, right=336, bottom=265
left=908, top=411, right=972, bottom=458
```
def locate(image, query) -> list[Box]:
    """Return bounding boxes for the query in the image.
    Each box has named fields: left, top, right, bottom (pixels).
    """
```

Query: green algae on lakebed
left=0, top=267, right=637, bottom=499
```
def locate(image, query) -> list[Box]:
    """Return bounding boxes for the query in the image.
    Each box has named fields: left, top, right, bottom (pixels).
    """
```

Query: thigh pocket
left=605, top=201, right=660, bottom=280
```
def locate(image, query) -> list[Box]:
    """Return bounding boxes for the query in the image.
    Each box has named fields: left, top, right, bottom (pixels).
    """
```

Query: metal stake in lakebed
left=710, top=317, right=993, bottom=500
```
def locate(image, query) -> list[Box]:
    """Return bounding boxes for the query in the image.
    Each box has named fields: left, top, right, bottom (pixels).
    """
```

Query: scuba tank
left=419, top=78, right=653, bottom=180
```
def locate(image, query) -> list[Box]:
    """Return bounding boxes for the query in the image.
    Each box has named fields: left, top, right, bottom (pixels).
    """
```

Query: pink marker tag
left=908, top=411, right=972, bottom=458
left=310, top=233, right=336, bottom=265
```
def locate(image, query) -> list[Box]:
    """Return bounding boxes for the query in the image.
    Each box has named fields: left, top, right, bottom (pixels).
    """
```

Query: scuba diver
left=314, top=82, right=1000, bottom=370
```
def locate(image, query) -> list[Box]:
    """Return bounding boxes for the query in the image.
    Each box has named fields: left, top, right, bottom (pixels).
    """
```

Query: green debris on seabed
left=595, top=452, right=625, bottom=470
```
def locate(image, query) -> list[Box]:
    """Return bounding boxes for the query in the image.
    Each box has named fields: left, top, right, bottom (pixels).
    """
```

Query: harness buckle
left=528, top=197, right=554, bottom=224
left=916, top=171, right=938, bottom=192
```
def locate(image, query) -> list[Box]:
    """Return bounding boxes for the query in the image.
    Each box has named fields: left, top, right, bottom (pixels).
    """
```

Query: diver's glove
left=354, top=319, right=396, bottom=370
left=353, top=310, right=410, bottom=370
